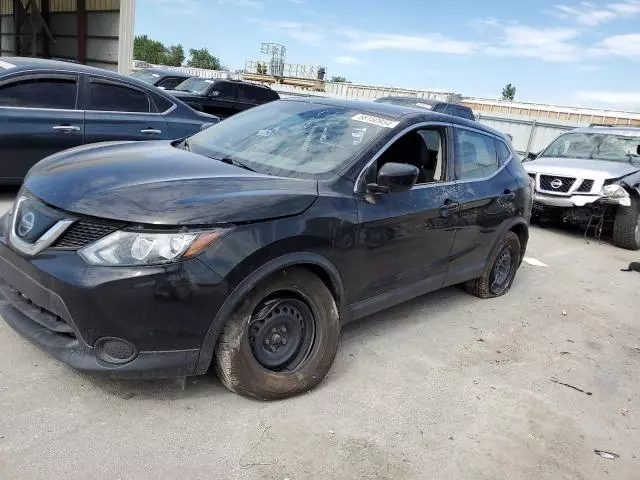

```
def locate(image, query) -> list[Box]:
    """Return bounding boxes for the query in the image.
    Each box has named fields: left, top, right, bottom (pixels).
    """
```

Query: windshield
left=540, top=132, right=640, bottom=163
left=129, top=70, right=160, bottom=85
left=186, top=101, right=390, bottom=179
left=174, top=77, right=213, bottom=94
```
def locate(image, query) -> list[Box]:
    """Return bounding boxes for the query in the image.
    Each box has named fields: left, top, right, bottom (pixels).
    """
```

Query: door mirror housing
left=210, top=90, right=221, bottom=98
left=368, top=162, right=419, bottom=194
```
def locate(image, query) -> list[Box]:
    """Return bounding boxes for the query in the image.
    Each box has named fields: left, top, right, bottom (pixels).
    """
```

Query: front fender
left=194, top=251, right=344, bottom=375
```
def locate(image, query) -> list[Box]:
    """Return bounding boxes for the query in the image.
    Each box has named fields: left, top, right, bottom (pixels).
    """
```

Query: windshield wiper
left=214, top=155, right=256, bottom=172
left=626, top=154, right=640, bottom=165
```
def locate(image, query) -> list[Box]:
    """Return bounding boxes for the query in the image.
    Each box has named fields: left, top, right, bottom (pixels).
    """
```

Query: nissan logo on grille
left=17, top=211, right=35, bottom=237
left=550, top=179, right=563, bottom=189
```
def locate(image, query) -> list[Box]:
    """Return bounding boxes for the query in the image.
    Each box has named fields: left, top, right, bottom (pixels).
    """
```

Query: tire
left=465, top=231, right=521, bottom=299
left=613, top=198, right=640, bottom=251
left=214, top=268, right=340, bottom=400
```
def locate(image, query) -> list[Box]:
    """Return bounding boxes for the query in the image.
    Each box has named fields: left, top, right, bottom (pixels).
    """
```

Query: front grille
left=539, top=175, right=575, bottom=193
left=576, top=179, right=595, bottom=193
left=53, top=219, right=123, bottom=249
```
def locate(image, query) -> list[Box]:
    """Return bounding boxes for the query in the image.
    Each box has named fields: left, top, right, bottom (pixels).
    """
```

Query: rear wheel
left=465, top=231, right=521, bottom=299
left=214, top=268, right=340, bottom=400
left=613, top=198, right=640, bottom=250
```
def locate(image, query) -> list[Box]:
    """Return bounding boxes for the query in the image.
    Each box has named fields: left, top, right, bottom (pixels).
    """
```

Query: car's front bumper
left=0, top=237, right=228, bottom=379
left=533, top=192, right=631, bottom=208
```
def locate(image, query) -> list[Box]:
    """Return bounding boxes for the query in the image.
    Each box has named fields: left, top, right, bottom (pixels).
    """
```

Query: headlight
left=79, top=229, right=229, bottom=266
left=601, top=184, right=629, bottom=199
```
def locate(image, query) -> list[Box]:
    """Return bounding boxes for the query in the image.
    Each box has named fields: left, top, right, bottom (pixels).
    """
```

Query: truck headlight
left=601, top=184, right=631, bottom=206
left=79, top=229, right=229, bottom=266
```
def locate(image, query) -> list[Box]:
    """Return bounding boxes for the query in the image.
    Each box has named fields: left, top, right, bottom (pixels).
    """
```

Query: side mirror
left=368, top=162, right=419, bottom=194
left=210, top=90, right=221, bottom=97
left=637, top=144, right=640, bottom=156
left=525, top=151, right=538, bottom=161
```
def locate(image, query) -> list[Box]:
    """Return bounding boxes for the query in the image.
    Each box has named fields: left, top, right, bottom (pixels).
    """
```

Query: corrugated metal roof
left=1, top=0, right=120, bottom=14
left=87, top=0, right=120, bottom=11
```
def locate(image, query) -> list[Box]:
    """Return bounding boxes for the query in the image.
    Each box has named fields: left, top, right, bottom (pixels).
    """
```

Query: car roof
left=376, top=96, right=440, bottom=106
left=280, top=97, right=503, bottom=137
left=142, top=67, right=191, bottom=78
left=0, top=56, right=164, bottom=90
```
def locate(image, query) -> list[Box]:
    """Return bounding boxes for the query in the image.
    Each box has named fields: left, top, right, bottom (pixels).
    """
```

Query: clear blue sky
left=135, top=0, right=640, bottom=110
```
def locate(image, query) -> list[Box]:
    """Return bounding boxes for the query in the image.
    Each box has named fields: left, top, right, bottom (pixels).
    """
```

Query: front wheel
left=613, top=198, right=640, bottom=250
left=214, top=268, right=340, bottom=400
left=465, top=231, right=521, bottom=299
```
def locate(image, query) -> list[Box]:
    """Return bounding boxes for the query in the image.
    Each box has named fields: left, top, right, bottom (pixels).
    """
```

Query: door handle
left=140, top=128, right=162, bottom=135
left=439, top=201, right=460, bottom=217
left=53, top=125, right=80, bottom=133
left=499, top=191, right=516, bottom=202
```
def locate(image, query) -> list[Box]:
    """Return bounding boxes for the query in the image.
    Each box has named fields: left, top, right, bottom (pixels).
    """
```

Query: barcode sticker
left=351, top=113, right=399, bottom=128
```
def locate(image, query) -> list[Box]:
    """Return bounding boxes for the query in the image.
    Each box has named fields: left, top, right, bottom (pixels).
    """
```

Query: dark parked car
left=0, top=98, right=531, bottom=400
left=374, top=96, right=476, bottom=121
left=166, top=77, right=280, bottom=119
left=0, top=57, right=219, bottom=183
left=129, top=67, right=192, bottom=90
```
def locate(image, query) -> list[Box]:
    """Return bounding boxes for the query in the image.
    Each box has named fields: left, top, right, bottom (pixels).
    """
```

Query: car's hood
left=524, top=156, right=640, bottom=179
left=167, top=90, right=204, bottom=99
left=24, top=141, right=318, bottom=225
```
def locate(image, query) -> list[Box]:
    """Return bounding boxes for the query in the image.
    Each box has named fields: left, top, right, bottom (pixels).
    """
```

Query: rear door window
left=454, top=128, right=499, bottom=180
left=88, top=81, right=151, bottom=112
left=495, top=139, right=513, bottom=164
left=0, top=76, right=78, bottom=109
left=212, top=81, right=236, bottom=100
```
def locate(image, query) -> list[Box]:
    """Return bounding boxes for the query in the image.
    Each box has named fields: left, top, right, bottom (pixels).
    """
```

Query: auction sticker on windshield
left=351, top=113, right=399, bottom=129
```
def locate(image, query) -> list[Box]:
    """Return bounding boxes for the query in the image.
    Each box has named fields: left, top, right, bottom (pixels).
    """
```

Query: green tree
left=133, top=35, right=167, bottom=65
left=502, top=83, right=516, bottom=101
left=331, top=76, right=349, bottom=83
left=187, top=48, right=222, bottom=70
left=165, top=44, right=185, bottom=67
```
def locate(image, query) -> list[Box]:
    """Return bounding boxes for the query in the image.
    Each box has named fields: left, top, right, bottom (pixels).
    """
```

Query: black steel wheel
left=489, top=247, right=514, bottom=295
left=465, top=231, right=521, bottom=299
left=214, top=268, right=340, bottom=400
left=248, top=298, right=316, bottom=372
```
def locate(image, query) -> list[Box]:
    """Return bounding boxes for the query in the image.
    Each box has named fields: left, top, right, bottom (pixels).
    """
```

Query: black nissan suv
left=0, top=98, right=531, bottom=400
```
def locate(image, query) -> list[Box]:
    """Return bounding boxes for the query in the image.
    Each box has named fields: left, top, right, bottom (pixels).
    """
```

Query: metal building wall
left=0, top=0, right=133, bottom=72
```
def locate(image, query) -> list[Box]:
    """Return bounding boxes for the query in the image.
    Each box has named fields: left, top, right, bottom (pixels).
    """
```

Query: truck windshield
left=186, top=100, right=390, bottom=179
left=130, top=70, right=160, bottom=85
left=541, top=132, right=640, bottom=163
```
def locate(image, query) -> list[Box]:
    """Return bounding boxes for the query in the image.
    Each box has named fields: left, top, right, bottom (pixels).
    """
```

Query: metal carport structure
left=0, top=0, right=134, bottom=72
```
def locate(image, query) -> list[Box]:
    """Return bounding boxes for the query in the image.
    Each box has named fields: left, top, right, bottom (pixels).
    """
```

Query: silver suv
left=523, top=126, right=640, bottom=250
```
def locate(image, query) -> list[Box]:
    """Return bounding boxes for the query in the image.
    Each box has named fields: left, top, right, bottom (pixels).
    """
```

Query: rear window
left=0, top=77, right=77, bottom=109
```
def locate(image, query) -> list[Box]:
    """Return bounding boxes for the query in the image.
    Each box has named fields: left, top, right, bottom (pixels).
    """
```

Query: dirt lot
left=0, top=191, right=639, bottom=480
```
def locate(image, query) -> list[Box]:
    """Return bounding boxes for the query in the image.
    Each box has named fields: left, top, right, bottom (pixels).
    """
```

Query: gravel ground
left=0, top=189, right=639, bottom=480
